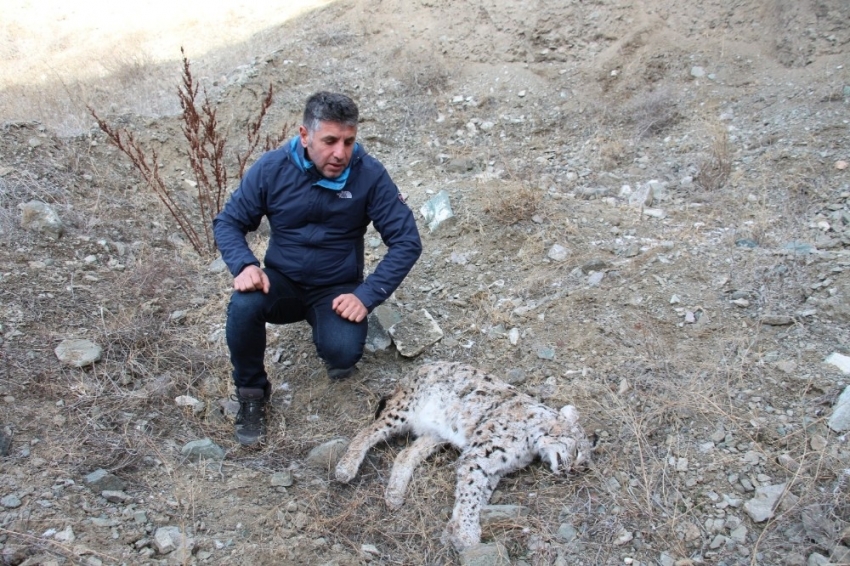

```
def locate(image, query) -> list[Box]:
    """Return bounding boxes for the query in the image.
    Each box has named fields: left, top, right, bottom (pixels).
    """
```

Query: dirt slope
left=1, top=0, right=850, bottom=565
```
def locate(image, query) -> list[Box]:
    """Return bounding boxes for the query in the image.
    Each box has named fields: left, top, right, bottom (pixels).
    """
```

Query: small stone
left=556, top=523, right=578, bottom=542
left=18, top=201, right=64, bottom=239
left=54, top=339, right=102, bottom=367
left=480, top=504, right=528, bottom=525
left=1, top=494, right=22, bottom=508
left=459, top=542, right=510, bottom=566
left=84, top=468, right=126, bottom=492
left=361, top=544, right=380, bottom=556
left=536, top=346, right=556, bottom=360
left=691, top=66, right=706, bottom=78
left=306, top=438, right=348, bottom=470
left=270, top=471, right=294, bottom=487
left=614, top=529, right=634, bottom=545
left=731, top=298, right=750, bottom=307
left=744, top=483, right=786, bottom=522
left=761, top=314, right=794, bottom=326
left=180, top=438, right=225, bottom=462
left=102, top=490, right=133, bottom=503
left=153, top=526, right=184, bottom=555
left=0, top=426, right=11, bottom=456
left=547, top=244, right=570, bottom=262
left=826, top=353, right=850, bottom=374
left=53, top=525, right=75, bottom=543
left=836, top=160, right=848, bottom=171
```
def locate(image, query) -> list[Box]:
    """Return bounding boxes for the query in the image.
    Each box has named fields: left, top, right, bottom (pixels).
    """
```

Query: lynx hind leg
left=335, top=393, right=410, bottom=484
left=441, top=456, right=503, bottom=552
left=385, top=434, right=445, bottom=509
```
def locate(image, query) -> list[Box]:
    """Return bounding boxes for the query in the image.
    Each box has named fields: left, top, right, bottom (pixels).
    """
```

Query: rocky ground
left=2, top=0, right=850, bottom=564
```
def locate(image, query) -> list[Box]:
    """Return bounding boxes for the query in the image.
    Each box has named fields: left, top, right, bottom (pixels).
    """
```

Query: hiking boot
left=234, top=385, right=269, bottom=446
left=327, top=366, right=356, bottom=381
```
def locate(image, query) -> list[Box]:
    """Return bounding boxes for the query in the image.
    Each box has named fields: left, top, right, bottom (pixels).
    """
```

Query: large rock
left=829, top=385, right=850, bottom=432
left=54, top=339, right=102, bottom=367
left=305, top=438, right=348, bottom=471
left=744, top=483, right=786, bottom=522
left=388, top=309, right=444, bottom=357
left=180, top=439, right=225, bottom=462
left=18, top=200, right=64, bottom=239
left=459, top=542, right=510, bottom=566
left=84, top=468, right=126, bottom=492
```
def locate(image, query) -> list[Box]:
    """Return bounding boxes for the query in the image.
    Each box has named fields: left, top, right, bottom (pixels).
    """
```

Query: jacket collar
left=288, top=136, right=361, bottom=191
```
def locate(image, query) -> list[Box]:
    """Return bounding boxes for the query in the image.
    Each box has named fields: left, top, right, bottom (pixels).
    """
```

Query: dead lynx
left=335, top=361, right=593, bottom=551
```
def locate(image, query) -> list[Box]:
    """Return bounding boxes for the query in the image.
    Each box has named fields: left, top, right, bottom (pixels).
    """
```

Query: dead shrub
left=89, top=49, right=289, bottom=257
left=696, top=126, right=732, bottom=192
left=484, top=182, right=542, bottom=225
left=622, top=87, right=680, bottom=138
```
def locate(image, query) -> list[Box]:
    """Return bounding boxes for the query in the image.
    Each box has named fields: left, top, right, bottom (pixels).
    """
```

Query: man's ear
left=298, top=125, right=309, bottom=147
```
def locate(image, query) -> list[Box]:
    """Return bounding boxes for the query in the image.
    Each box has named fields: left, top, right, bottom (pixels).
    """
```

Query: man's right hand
left=233, top=265, right=270, bottom=293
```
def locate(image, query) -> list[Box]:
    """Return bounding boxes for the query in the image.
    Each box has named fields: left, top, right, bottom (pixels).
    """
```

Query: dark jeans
left=225, top=267, right=367, bottom=389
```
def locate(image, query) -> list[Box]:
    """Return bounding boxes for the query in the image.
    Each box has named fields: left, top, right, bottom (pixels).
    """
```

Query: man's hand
left=233, top=265, right=270, bottom=293
left=332, top=293, right=367, bottom=322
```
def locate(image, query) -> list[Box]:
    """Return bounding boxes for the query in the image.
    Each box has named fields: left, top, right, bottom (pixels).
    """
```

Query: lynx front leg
left=441, top=457, right=502, bottom=551
left=335, top=418, right=408, bottom=484
left=385, top=434, right=445, bottom=509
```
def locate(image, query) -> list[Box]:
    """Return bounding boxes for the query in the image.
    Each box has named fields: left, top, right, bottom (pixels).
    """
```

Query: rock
left=305, top=438, right=348, bottom=470
left=420, top=190, right=454, bottom=232
left=102, top=490, right=133, bottom=503
left=735, top=238, right=758, bottom=249
left=556, top=523, right=578, bottom=543
left=388, top=309, right=444, bottom=357
left=547, top=244, right=570, bottom=262
left=270, top=471, right=293, bottom=487
left=0, top=426, right=11, bottom=456
left=828, top=386, right=850, bottom=431
left=587, top=271, right=604, bottom=286
left=480, top=505, right=528, bottom=525
left=831, top=546, right=850, bottom=564
left=744, top=483, right=786, bottom=522
left=1, top=494, right=22, bottom=508
left=807, top=553, right=830, bottom=566
left=153, top=526, right=194, bottom=556
left=84, top=469, right=126, bottom=493
left=536, top=346, right=555, bottom=360
left=642, top=207, right=666, bottom=219
left=53, top=525, right=75, bottom=543
left=208, top=257, right=228, bottom=272
left=54, top=339, right=102, bottom=367
left=365, top=310, right=393, bottom=353
left=826, top=353, right=850, bottom=374
left=836, top=160, right=848, bottom=170
left=180, top=438, right=225, bottom=462
left=459, top=542, right=511, bottom=566
left=761, top=314, right=794, bottom=326
left=507, top=328, right=519, bottom=345
left=691, top=66, right=706, bottom=78
left=361, top=544, right=380, bottom=557
left=18, top=201, right=64, bottom=239
left=175, top=395, right=205, bottom=415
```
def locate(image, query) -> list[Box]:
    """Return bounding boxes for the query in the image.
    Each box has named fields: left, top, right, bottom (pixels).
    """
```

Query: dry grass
left=695, top=124, right=732, bottom=192
left=483, top=181, right=543, bottom=225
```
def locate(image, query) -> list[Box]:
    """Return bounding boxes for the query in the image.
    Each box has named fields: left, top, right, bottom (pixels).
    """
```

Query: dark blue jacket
left=213, top=139, right=422, bottom=311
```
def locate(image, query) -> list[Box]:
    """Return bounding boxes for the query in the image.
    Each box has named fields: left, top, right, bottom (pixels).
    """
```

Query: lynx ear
left=559, top=405, right=579, bottom=423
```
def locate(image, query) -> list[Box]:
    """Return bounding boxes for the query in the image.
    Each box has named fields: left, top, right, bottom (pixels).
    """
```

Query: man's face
left=299, top=121, right=357, bottom=179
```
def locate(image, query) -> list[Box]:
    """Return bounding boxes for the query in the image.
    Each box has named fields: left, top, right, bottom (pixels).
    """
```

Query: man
left=213, top=92, right=422, bottom=446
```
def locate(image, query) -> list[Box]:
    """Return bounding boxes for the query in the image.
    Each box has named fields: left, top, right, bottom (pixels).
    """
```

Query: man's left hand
left=332, top=294, right=368, bottom=322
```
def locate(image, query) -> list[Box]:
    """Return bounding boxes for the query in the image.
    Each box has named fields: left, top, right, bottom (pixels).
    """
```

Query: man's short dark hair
left=303, top=92, right=359, bottom=133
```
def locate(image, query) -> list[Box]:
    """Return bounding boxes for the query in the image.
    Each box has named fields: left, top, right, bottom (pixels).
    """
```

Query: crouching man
left=213, top=91, right=422, bottom=445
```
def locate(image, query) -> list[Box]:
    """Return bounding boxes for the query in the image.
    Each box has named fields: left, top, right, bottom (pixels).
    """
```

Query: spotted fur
left=335, top=361, right=593, bottom=551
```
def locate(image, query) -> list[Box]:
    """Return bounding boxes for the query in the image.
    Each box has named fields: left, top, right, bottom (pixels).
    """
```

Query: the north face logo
left=338, top=190, right=352, bottom=199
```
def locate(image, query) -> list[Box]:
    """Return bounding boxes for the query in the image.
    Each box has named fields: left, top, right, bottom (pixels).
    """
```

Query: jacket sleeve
left=212, top=157, right=267, bottom=277
left=353, top=168, right=422, bottom=311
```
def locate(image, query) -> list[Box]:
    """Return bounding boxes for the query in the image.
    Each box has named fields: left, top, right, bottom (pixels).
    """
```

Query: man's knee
left=227, top=290, right=267, bottom=321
